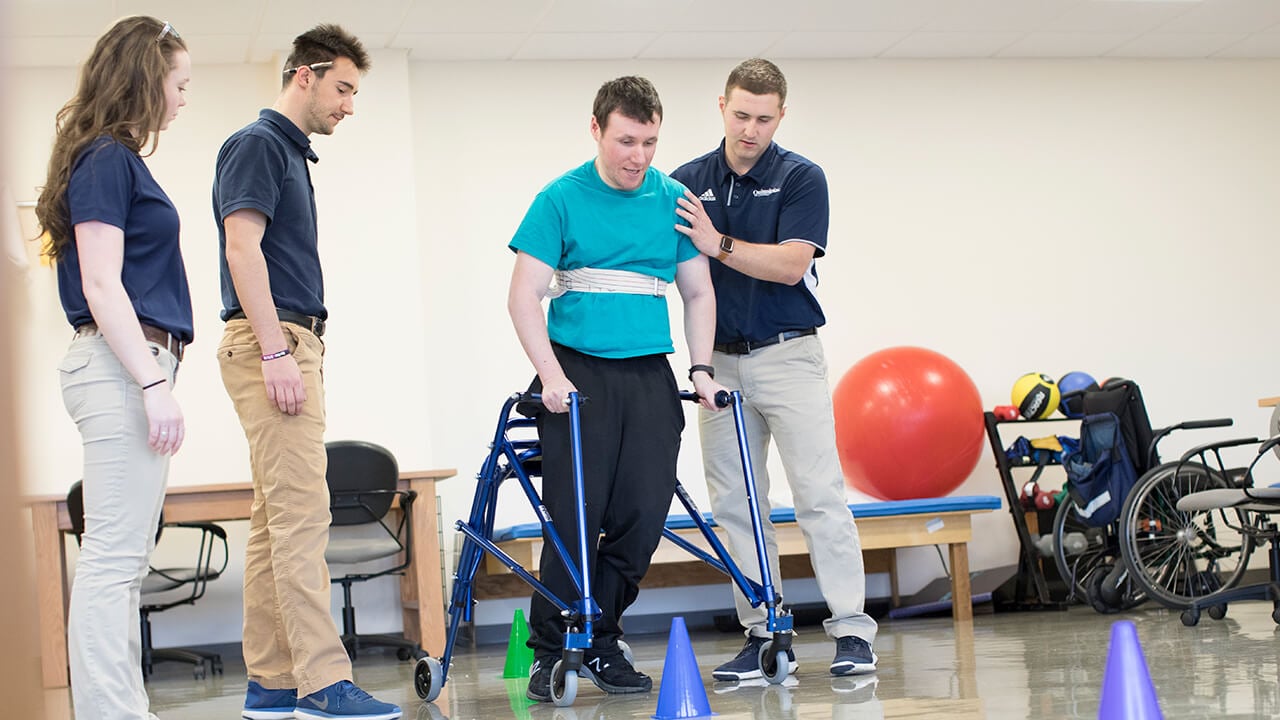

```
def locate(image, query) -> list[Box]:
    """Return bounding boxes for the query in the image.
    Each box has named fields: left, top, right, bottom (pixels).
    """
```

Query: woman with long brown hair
left=35, top=16, right=192, bottom=720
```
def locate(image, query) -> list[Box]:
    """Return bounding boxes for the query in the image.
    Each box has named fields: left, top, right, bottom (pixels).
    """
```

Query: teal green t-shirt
left=510, top=160, right=698, bottom=359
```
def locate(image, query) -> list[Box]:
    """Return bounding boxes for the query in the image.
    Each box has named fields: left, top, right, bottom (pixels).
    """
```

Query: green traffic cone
left=502, top=608, right=535, bottom=678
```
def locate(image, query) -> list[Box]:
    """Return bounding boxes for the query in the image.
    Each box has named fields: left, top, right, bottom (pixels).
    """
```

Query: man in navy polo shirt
left=213, top=25, right=400, bottom=720
left=670, top=58, right=879, bottom=682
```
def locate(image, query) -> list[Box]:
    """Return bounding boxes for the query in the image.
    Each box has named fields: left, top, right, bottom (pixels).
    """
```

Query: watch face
left=720, top=235, right=734, bottom=253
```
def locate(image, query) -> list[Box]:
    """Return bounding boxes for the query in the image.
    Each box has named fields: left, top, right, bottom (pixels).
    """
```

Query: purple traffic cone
left=1098, top=620, right=1163, bottom=720
left=653, top=616, right=715, bottom=719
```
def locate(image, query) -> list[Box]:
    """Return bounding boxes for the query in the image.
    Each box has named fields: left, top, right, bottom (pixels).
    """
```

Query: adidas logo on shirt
left=698, top=188, right=717, bottom=202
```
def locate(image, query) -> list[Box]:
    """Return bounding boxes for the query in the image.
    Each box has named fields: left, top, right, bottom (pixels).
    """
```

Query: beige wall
left=7, top=54, right=1280, bottom=644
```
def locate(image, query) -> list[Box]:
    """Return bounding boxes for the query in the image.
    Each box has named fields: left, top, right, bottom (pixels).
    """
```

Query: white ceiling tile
left=8, top=0, right=1280, bottom=64
left=639, top=32, right=782, bottom=60
left=765, top=32, right=909, bottom=59
left=513, top=32, right=658, bottom=60
left=997, top=32, right=1136, bottom=57
left=115, top=0, right=263, bottom=36
left=922, top=0, right=1077, bottom=33
left=257, top=0, right=413, bottom=35
left=1045, top=1, right=1195, bottom=34
left=1214, top=32, right=1280, bottom=57
left=400, top=0, right=552, bottom=34
left=536, top=0, right=692, bottom=33
left=882, top=32, right=1025, bottom=58
left=1108, top=32, right=1247, bottom=57
left=814, top=0, right=948, bottom=32
left=670, top=0, right=942, bottom=33
left=393, top=33, right=527, bottom=60
left=1157, top=0, right=1280, bottom=34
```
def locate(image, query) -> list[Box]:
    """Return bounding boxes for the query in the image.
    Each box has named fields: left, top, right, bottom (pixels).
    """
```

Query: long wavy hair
left=35, top=16, right=187, bottom=260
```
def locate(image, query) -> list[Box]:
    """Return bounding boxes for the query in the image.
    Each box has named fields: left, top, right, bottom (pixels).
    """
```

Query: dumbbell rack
left=983, top=411, right=1074, bottom=611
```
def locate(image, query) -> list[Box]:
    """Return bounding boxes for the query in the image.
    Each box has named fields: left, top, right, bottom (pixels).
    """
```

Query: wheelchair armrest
left=1178, top=418, right=1234, bottom=431
left=1178, top=436, right=1263, bottom=464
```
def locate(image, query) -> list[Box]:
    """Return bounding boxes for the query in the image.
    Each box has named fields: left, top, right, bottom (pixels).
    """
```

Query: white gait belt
left=547, top=267, right=668, bottom=299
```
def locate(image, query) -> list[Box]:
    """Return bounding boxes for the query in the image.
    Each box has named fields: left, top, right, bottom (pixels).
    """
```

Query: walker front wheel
left=550, top=660, right=578, bottom=707
left=758, top=641, right=789, bottom=685
left=414, top=656, right=443, bottom=701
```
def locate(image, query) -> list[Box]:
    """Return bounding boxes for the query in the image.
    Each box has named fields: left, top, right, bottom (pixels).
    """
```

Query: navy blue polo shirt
left=670, top=141, right=829, bottom=345
left=213, top=109, right=325, bottom=321
left=58, top=136, right=194, bottom=342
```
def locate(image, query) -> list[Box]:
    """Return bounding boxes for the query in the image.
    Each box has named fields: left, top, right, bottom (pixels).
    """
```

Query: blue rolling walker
left=414, top=389, right=794, bottom=707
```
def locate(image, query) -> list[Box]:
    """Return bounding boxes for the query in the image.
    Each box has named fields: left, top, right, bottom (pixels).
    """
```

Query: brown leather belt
left=76, top=322, right=185, bottom=362
left=226, top=308, right=326, bottom=338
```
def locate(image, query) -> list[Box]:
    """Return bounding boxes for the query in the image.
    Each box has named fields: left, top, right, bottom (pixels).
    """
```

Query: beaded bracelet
left=262, top=348, right=291, bottom=362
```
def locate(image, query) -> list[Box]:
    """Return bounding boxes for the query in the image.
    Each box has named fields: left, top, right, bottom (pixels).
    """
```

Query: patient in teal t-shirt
left=506, top=75, right=727, bottom=703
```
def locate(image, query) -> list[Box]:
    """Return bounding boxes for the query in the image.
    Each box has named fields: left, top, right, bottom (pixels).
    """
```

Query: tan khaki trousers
left=218, top=319, right=350, bottom=696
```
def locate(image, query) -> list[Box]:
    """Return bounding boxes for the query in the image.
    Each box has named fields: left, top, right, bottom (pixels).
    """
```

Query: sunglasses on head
left=156, top=21, right=180, bottom=42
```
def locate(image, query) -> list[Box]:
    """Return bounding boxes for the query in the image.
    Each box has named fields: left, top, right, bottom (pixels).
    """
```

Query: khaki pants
left=61, top=333, right=176, bottom=720
left=700, top=334, right=878, bottom=644
left=218, top=319, right=349, bottom=696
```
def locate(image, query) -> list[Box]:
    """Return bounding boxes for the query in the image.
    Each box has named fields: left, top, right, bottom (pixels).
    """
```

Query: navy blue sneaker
left=713, top=635, right=798, bottom=681
left=293, top=680, right=401, bottom=720
left=829, top=635, right=877, bottom=676
left=242, top=681, right=296, bottom=720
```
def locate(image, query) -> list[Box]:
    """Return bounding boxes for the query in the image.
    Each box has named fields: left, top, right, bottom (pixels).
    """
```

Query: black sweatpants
left=526, top=344, right=684, bottom=659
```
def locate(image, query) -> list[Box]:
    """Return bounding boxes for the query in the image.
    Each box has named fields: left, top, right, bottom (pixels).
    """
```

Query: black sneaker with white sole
left=526, top=657, right=558, bottom=702
left=712, top=635, right=798, bottom=682
left=579, top=649, right=652, bottom=693
left=829, top=635, right=877, bottom=676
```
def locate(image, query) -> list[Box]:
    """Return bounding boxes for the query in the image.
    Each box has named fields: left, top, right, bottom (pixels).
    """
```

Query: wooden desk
left=25, top=468, right=455, bottom=689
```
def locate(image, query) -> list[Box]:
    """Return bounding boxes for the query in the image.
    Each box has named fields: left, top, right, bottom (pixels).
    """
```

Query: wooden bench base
left=473, top=508, right=991, bottom=622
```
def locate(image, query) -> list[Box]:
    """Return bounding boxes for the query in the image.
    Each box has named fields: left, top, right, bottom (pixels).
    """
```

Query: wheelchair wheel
left=1119, top=461, right=1253, bottom=609
left=1053, top=496, right=1120, bottom=603
left=1084, top=561, right=1144, bottom=613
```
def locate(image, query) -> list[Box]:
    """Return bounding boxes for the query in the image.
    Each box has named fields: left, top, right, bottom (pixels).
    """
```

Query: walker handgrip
left=679, top=390, right=733, bottom=408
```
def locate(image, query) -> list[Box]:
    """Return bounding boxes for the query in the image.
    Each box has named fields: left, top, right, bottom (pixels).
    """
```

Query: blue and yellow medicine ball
left=1011, top=373, right=1060, bottom=419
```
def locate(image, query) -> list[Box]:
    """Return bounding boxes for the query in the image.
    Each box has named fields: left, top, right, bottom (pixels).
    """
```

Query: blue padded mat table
left=481, top=494, right=1002, bottom=624
left=493, top=494, right=1002, bottom=541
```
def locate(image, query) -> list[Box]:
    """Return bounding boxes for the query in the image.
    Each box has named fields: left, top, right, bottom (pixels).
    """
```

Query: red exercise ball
left=833, top=346, right=985, bottom=501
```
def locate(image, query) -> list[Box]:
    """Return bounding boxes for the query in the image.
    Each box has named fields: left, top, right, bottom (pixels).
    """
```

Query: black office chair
left=66, top=480, right=229, bottom=679
left=325, top=440, right=422, bottom=660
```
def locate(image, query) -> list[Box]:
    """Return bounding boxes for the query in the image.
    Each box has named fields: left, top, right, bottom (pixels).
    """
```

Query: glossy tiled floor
left=45, top=601, right=1280, bottom=719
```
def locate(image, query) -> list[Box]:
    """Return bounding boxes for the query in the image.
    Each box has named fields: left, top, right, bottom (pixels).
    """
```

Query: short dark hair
left=282, top=24, right=370, bottom=88
left=726, top=58, right=787, bottom=104
left=592, top=76, right=662, bottom=131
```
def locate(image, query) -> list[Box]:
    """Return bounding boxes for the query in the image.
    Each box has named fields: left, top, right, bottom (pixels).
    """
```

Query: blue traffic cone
left=502, top=608, right=535, bottom=679
left=653, top=616, right=715, bottom=719
left=1098, top=621, right=1163, bottom=720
